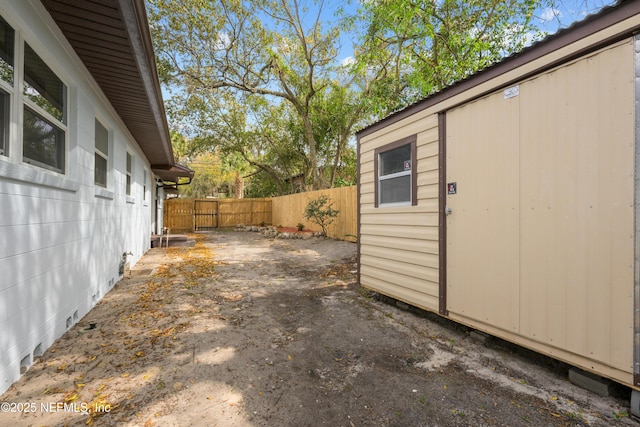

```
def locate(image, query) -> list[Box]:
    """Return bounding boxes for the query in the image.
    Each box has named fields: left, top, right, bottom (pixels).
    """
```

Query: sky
left=533, top=0, right=617, bottom=32
left=157, top=0, right=620, bottom=131
left=324, top=0, right=619, bottom=67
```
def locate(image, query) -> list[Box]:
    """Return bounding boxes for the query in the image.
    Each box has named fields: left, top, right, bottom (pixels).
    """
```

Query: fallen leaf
left=64, top=392, right=79, bottom=403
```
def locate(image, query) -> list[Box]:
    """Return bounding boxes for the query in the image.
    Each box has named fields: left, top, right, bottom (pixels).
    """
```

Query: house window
left=0, top=15, right=15, bottom=157
left=94, top=119, right=108, bottom=187
left=22, top=43, right=66, bottom=173
left=375, top=135, right=417, bottom=207
left=0, top=89, right=8, bottom=156
left=143, top=169, right=148, bottom=201
left=126, top=152, right=132, bottom=196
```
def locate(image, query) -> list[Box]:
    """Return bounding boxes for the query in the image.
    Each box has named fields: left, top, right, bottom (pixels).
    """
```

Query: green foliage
left=147, top=0, right=355, bottom=191
left=353, top=0, right=545, bottom=117
left=613, top=410, right=629, bottom=420
left=303, top=195, right=339, bottom=236
left=176, top=152, right=236, bottom=198
left=148, top=0, right=590, bottom=193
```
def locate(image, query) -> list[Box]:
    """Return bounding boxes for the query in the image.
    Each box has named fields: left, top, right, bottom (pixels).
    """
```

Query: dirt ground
left=0, top=230, right=636, bottom=426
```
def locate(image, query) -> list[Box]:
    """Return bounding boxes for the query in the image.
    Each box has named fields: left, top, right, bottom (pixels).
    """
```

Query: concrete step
left=150, top=234, right=193, bottom=248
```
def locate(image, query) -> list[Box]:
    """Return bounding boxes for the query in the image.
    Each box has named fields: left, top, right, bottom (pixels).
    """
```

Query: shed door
left=445, top=89, right=520, bottom=332
left=445, top=41, right=635, bottom=370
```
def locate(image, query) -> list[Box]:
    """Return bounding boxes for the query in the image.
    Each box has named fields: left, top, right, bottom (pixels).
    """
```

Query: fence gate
left=194, top=200, right=218, bottom=230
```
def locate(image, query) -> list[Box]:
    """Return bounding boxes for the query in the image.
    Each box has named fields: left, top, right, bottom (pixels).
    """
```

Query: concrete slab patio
left=0, top=231, right=634, bottom=426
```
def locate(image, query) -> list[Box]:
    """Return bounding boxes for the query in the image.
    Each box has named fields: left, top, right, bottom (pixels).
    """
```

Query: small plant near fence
left=303, top=195, right=339, bottom=236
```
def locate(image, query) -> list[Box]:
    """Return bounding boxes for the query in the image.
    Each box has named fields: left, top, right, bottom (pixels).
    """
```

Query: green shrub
left=303, top=195, right=339, bottom=236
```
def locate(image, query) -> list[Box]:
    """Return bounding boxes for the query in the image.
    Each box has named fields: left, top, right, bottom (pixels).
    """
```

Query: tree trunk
left=302, top=115, right=322, bottom=190
left=234, top=171, right=244, bottom=199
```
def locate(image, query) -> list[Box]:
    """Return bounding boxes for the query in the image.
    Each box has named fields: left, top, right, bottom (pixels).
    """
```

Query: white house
left=0, top=0, right=192, bottom=394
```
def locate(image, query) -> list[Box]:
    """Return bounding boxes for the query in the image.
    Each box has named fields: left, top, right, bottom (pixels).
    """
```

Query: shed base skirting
left=364, top=285, right=633, bottom=390
left=446, top=311, right=632, bottom=389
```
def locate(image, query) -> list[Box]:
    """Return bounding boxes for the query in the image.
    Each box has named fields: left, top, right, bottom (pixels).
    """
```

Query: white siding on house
left=0, top=1, right=156, bottom=394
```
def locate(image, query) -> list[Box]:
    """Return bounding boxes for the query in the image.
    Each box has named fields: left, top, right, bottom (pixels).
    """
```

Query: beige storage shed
left=356, top=0, right=640, bottom=410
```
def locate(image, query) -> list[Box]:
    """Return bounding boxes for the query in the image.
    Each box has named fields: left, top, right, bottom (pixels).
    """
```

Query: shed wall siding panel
left=445, top=40, right=634, bottom=375
left=517, top=40, right=634, bottom=371
left=359, top=114, right=440, bottom=312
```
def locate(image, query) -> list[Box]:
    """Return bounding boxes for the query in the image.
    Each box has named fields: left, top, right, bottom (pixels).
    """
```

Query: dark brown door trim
left=438, top=112, right=448, bottom=316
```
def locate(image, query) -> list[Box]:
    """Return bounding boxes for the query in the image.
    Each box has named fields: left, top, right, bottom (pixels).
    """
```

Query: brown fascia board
left=357, top=0, right=640, bottom=139
left=153, top=164, right=195, bottom=184
left=117, top=0, right=174, bottom=166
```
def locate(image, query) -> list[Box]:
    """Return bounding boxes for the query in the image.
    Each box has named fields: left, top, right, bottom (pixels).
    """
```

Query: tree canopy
left=148, top=0, right=611, bottom=196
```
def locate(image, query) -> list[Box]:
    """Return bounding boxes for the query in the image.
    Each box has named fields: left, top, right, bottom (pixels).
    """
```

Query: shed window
left=375, top=135, right=417, bottom=207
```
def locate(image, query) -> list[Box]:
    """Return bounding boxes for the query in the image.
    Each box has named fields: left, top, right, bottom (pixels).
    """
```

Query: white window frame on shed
left=374, top=135, right=417, bottom=207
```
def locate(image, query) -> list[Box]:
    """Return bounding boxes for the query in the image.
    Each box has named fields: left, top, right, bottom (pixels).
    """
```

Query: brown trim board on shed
left=438, top=112, right=448, bottom=316
left=634, top=33, right=640, bottom=389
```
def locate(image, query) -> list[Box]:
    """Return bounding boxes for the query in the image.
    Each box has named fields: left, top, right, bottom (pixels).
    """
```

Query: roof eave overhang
left=152, top=163, right=195, bottom=184
left=40, top=0, right=175, bottom=167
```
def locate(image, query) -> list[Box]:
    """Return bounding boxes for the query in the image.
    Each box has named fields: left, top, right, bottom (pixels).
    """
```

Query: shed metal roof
left=357, top=0, right=640, bottom=138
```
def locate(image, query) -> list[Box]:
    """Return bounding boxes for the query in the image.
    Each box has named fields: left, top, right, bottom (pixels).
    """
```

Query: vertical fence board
left=163, top=188, right=354, bottom=241
left=163, top=199, right=194, bottom=233
left=271, top=186, right=356, bottom=242
left=164, top=198, right=273, bottom=232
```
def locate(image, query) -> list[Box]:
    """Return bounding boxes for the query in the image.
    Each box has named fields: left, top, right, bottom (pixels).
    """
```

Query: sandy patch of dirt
left=0, top=230, right=634, bottom=426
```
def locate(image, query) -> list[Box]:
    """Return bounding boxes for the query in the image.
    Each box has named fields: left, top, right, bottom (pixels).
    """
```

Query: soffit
left=40, top=0, right=174, bottom=169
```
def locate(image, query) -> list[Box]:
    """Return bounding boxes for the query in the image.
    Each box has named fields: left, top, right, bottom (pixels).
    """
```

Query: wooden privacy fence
left=164, top=198, right=272, bottom=232
left=271, top=186, right=356, bottom=242
left=163, top=186, right=356, bottom=241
